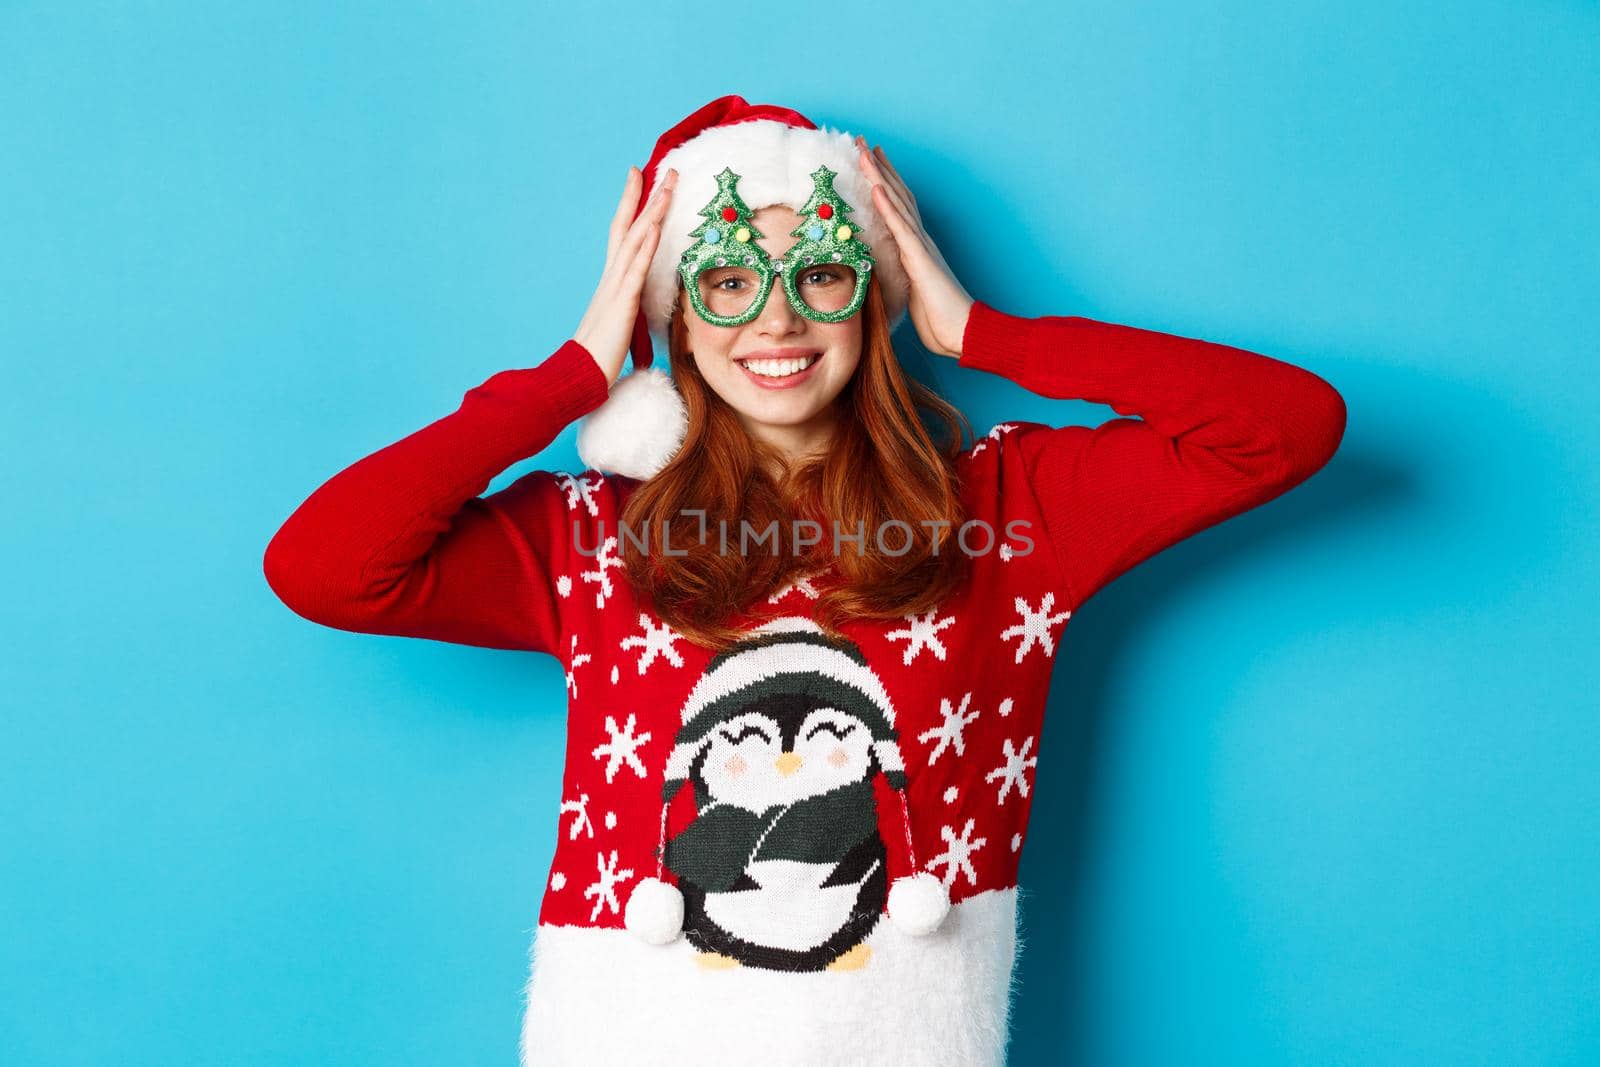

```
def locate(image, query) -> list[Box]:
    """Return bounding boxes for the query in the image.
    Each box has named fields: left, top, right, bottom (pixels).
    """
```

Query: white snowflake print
left=604, top=811, right=617, bottom=830
left=967, top=422, right=1020, bottom=458
left=583, top=849, right=635, bottom=921
left=1010, top=834, right=1022, bottom=853
left=943, top=786, right=959, bottom=804
left=558, top=793, right=594, bottom=840
left=609, top=664, right=619, bottom=685
left=997, top=697, right=1014, bottom=718
left=927, top=819, right=987, bottom=888
left=565, top=635, right=591, bottom=699
left=885, top=608, right=957, bottom=665
left=999, top=593, right=1072, bottom=663
left=556, top=574, right=573, bottom=597
left=550, top=872, right=566, bottom=891
left=580, top=536, right=624, bottom=609
left=918, top=692, right=979, bottom=766
left=767, top=572, right=823, bottom=603
left=998, top=536, right=1032, bottom=564
left=619, top=612, right=685, bottom=674
left=984, top=736, right=1038, bottom=804
left=556, top=471, right=604, bottom=517
left=591, top=713, right=652, bottom=783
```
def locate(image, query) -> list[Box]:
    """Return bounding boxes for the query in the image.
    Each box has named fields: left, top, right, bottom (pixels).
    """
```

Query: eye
left=804, top=719, right=855, bottom=742
left=800, top=268, right=843, bottom=287
left=712, top=274, right=748, bottom=292
left=720, top=723, right=773, bottom=745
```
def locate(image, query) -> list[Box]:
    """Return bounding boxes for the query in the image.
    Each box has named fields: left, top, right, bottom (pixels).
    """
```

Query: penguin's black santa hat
left=623, top=616, right=950, bottom=944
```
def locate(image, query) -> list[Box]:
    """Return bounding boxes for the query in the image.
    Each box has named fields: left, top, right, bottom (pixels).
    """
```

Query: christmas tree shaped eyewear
left=677, top=164, right=876, bottom=327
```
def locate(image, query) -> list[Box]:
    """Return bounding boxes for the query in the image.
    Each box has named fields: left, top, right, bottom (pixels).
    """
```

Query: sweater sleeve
left=262, top=339, right=613, bottom=655
left=958, top=301, right=1347, bottom=609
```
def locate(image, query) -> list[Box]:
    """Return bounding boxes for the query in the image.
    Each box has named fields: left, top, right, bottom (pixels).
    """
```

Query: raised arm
left=959, top=301, right=1347, bottom=607
left=261, top=341, right=611, bottom=653
left=262, top=163, right=680, bottom=653
left=852, top=140, right=1347, bottom=609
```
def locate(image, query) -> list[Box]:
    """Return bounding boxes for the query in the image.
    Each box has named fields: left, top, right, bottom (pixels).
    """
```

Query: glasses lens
left=790, top=261, right=860, bottom=316
left=696, top=266, right=764, bottom=320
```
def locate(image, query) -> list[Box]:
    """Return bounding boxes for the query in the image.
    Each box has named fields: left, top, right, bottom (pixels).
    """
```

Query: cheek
left=689, top=330, right=729, bottom=368
left=724, top=754, right=748, bottom=777
left=818, top=325, right=862, bottom=379
left=683, top=307, right=728, bottom=358
left=827, top=747, right=849, bottom=768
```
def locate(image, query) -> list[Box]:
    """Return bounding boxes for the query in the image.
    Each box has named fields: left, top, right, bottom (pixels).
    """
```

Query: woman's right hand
left=572, top=165, right=678, bottom=386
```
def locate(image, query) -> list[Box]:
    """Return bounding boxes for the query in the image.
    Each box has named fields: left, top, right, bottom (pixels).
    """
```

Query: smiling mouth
left=734, top=352, right=823, bottom=379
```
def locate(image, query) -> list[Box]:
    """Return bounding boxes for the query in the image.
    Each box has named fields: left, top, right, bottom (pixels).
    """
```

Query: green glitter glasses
left=677, top=164, right=876, bottom=327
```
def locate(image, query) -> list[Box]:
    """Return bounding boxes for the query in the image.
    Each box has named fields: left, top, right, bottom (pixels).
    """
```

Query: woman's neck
left=741, top=407, right=841, bottom=470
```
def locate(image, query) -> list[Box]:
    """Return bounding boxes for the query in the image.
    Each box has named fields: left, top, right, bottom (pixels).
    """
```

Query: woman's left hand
left=855, top=135, right=975, bottom=359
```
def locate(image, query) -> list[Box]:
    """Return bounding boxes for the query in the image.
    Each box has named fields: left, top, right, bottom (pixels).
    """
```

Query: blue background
left=3, top=2, right=1596, bottom=1064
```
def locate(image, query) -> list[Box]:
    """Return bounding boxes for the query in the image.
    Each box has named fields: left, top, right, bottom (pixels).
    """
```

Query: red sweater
left=263, top=301, right=1344, bottom=1066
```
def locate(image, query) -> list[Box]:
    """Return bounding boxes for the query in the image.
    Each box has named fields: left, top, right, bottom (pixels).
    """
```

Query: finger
left=857, top=141, right=922, bottom=232
left=606, top=167, right=643, bottom=262
left=869, top=145, right=923, bottom=233
left=623, top=219, right=663, bottom=288
left=873, top=145, right=921, bottom=215
left=616, top=171, right=674, bottom=265
left=638, top=168, right=677, bottom=230
left=604, top=181, right=668, bottom=283
left=854, top=135, right=883, bottom=185
left=855, top=135, right=913, bottom=208
left=870, top=172, right=924, bottom=247
left=871, top=182, right=936, bottom=272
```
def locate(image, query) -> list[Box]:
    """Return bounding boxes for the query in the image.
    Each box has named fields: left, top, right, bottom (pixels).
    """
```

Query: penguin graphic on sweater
left=653, top=617, right=915, bottom=973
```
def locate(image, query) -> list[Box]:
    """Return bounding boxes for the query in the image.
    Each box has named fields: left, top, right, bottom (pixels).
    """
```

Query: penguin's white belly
left=702, top=859, right=875, bottom=952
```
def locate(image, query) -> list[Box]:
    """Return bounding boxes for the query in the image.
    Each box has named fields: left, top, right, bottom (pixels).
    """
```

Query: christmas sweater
left=263, top=301, right=1346, bottom=1066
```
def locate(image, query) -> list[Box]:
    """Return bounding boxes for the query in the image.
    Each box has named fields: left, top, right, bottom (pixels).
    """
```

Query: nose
left=774, top=751, right=803, bottom=777
left=756, top=274, right=804, bottom=337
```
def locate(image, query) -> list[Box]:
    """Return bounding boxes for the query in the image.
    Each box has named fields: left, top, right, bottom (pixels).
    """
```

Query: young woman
left=264, top=96, right=1346, bottom=1066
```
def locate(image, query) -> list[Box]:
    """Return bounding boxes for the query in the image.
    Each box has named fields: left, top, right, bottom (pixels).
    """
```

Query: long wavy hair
left=620, top=276, right=974, bottom=651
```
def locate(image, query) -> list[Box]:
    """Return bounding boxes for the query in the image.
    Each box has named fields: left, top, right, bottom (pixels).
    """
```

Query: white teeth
left=739, top=353, right=819, bottom=378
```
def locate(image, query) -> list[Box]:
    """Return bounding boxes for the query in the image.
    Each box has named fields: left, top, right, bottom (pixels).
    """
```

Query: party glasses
left=678, top=165, right=876, bottom=327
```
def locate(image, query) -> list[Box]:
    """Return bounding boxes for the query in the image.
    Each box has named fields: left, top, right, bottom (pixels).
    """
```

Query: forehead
left=749, top=205, right=802, bottom=257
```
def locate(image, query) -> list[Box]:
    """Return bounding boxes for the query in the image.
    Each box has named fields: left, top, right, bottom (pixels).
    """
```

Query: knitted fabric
left=263, top=301, right=1346, bottom=1066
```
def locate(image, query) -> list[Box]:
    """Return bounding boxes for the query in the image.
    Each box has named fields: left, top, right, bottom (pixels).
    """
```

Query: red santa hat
left=575, top=96, right=912, bottom=481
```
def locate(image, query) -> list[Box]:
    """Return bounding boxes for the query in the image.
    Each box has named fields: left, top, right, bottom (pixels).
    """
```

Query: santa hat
left=576, top=96, right=912, bottom=482
left=623, top=617, right=948, bottom=945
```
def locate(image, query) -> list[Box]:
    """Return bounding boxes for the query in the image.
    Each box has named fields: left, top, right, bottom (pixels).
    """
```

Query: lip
left=733, top=347, right=824, bottom=390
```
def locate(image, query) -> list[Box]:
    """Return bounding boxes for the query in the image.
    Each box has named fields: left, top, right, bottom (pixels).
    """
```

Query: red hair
left=620, top=277, right=973, bottom=651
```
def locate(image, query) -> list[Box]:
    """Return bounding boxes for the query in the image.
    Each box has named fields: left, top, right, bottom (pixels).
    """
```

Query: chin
left=737, top=395, right=831, bottom=426
left=764, top=410, right=832, bottom=431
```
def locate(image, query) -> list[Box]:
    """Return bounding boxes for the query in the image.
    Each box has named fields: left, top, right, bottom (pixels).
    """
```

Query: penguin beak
left=774, top=751, right=803, bottom=777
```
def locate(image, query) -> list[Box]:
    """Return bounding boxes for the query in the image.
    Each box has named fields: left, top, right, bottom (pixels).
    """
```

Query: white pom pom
left=576, top=367, right=687, bottom=481
left=624, top=876, right=684, bottom=945
left=887, top=872, right=949, bottom=936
